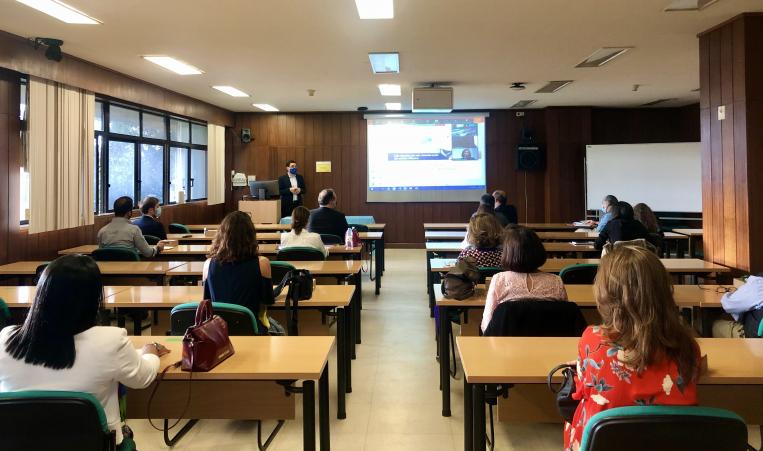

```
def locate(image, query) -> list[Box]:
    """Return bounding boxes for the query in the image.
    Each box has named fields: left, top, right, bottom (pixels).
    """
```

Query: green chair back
left=0, top=390, right=125, bottom=450
left=170, top=302, right=259, bottom=335
left=92, top=247, right=140, bottom=262
left=559, top=263, right=599, bottom=284
left=0, top=298, right=10, bottom=329
left=280, top=217, right=292, bottom=225
left=270, top=261, right=297, bottom=285
left=143, top=234, right=161, bottom=245
left=348, top=224, right=369, bottom=232
left=169, top=223, right=191, bottom=234
left=276, top=246, right=326, bottom=261
left=347, top=215, right=375, bottom=224
left=580, top=405, right=749, bottom=451
left=477, top=266, right=501, bottom=284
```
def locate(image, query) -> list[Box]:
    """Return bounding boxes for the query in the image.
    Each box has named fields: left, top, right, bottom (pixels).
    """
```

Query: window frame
left=94, top=98, right=207, bottom=213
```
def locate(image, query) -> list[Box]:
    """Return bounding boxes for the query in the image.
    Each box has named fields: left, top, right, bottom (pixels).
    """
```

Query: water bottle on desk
left=345, top=228, right=353, bottom=249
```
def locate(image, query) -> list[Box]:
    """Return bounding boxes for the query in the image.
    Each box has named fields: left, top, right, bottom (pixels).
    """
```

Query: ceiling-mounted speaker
left=517, top=144, right=545, bottom=171
left=241, top=128, right=252, bottom=144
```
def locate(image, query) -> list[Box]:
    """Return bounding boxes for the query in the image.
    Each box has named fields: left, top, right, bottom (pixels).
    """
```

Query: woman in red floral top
left=458, top=213, right=503, bottom=267
left=564, top=245, right=700, bottom=451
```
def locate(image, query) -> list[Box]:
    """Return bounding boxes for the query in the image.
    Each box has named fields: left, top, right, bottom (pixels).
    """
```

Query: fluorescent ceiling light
left=642, top=98, right=677, bottom=106
left=253, top=103, right=279, bottom=112
left=576, top=47, right=632, bottom=68
left=385, top=102, right=402, bottom=110
left=378, top=84, right=401, bottom=96
left=355, top=0, right=393, bottom=19
left=369, top=52, right=400, bottom=74
left=16, top=0, right=100, bottom=24
left=535, top=80, right=574, bottom=93
left=664, top=0, right=718, bottom=11
left=511, top=100, right=537, bottom=108
left=142, top=56, right=203, bottom=75
left=212, top=86, right=250, bottom=97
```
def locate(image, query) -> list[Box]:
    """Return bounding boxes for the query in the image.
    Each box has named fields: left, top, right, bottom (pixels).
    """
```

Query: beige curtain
left=207, top=124, right=226, bottom=205
left=28, top=77, right=95, bottom=233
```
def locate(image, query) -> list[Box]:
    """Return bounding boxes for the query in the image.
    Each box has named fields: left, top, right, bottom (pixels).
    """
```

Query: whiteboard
left=585, top=143, right=701, bottom=212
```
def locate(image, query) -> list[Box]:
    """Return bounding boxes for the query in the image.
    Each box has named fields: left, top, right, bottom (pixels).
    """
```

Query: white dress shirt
left=289, top=174, right=298, bottom=201
left=722, top=275, right=763, bottom=320
left=280, top=230, right=328, bottom=256
left=0, top=326, right=160, bottom=444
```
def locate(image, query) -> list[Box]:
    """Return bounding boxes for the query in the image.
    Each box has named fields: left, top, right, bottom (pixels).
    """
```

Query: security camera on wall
left=33, top=37, right=64, bottom=62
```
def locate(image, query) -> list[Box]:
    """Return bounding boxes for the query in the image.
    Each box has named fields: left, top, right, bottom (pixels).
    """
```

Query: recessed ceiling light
left=355, top=0, right=393, bottom=19
left=16, top=0, right=100, bottom=24
left=369, top=52, right=400, bottom=74
left=576, top=47, right=632, bottom=68
left=212, top=86, right=250, bottom=97
left=664, top=0, right=718, bottom=11
left=378, top=84, right=401, bottom=96
left=142, top=56, right=203, bottom=75
left=385, top=102, right=402, bottom=110
left=535, top=80, right=574, bottom=93
left=253, top=104, right=279, bottom=112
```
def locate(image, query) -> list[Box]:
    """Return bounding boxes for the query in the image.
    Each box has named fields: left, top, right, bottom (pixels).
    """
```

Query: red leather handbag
left=181, top=299, right=235, bottom=371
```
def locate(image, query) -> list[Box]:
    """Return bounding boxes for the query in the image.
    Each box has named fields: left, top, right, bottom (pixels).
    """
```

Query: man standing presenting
left=278, top=160, right=306, bottom=219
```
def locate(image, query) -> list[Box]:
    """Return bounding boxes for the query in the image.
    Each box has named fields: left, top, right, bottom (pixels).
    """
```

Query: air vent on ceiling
left=664, top=0, right=719, bottom=11
left=642, top=98, right=677, bottom=106
left=535, top=81, right=573, bottom=93
left=576, top=47, right=632, bottom=68
left=511, top=100, right=537, bottom=108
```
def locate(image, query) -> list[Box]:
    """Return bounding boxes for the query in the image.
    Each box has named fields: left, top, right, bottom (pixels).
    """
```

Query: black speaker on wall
left=516, top=144, right=545, bottom=171
left=241, top=128, right=252, bottom=144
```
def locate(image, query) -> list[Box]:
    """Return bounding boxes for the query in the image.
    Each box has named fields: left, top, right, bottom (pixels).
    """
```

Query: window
left=93, top=100, right=207, bottom=213
left=20, top=79, right=29, bottom=224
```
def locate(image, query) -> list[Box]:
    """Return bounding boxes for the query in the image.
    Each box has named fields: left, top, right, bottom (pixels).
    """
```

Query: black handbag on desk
left=547, top=363, right=580, bottom=423
left=274, top=269, right=313, bottom=335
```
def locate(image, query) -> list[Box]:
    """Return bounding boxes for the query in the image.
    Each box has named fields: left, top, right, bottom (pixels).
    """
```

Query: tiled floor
left=129, top=249, right=761, bottom=451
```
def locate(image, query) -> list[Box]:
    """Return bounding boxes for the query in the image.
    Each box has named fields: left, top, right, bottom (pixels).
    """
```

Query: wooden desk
left=674, top=228, right=704, bottom=258
left=167, top=233, right=215, bottom=242
left=457, top=336, right=763, bottom=451
left=186, top=223, right=387, bottom=232
left=0, top=285, right=131, bottom=306
left=423, top=222, right=582, bottom=231
left=0, top=261, right=187, bottom=285
left=128, top=336, right=332, bottom=451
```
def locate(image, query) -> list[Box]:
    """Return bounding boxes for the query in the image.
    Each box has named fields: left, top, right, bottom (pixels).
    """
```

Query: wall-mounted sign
left=316, top=161, right=332, bottom=173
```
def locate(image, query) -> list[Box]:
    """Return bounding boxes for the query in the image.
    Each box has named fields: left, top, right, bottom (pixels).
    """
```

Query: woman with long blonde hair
left=564, top=245, right=700, bottom=450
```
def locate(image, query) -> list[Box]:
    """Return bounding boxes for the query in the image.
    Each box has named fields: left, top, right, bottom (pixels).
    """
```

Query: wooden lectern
left=239, top=200, right=281, bottom=224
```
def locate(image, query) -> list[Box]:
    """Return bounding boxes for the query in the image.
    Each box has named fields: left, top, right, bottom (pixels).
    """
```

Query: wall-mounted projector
left=412, top=87, right=453, bottom=113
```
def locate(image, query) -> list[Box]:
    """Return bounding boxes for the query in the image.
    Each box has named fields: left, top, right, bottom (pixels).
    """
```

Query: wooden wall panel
left=699, top=13, right=763, bottom=272
left=591, top=105, right=700, bottom=144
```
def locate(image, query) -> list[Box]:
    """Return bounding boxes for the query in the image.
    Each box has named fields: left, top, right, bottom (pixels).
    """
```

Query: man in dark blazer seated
left=132, top=196, right=167, bottom=240
left=278, top=160, right=306, bottom=219
left=308, top=188, right=349, bottom=241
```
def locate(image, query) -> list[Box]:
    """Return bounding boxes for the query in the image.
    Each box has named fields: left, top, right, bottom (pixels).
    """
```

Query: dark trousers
left=281, top=198, right=302, bottom=220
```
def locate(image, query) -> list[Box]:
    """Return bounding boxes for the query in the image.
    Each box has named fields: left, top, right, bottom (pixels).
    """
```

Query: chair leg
left=163, top=418, right=199, bottom=447
left=257, top=419, right=286, bottom=451
left=449, top=323, right=457, bottom=379
left=486, top=404, right=495, bottom=451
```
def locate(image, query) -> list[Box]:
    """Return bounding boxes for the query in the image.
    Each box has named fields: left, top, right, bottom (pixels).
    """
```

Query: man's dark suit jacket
left=307, top=207, right=349, bottom=240
left=495, top=204, right=519, bottom=224
left=278, top=174, right=306, bottom=219
left=132, top=215, right=167, bottom=240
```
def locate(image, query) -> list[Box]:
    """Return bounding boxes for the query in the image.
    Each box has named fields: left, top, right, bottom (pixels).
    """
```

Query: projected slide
left=365, top=114, right=487, bottom=202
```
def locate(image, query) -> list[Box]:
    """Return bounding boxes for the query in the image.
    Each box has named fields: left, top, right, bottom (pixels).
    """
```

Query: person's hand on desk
left=141, top=342, right=170, bottom=357
left=156, top=241, right=167, bottom=252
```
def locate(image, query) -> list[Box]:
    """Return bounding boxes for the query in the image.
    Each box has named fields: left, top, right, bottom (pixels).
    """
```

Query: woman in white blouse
left=280, top=206, right=329, bottom=257
left=0, top=255, right=168, bottom=447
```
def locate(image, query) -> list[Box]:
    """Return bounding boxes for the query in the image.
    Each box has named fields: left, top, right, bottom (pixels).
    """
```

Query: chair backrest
left=143, top=234, right=161, bottom=245
left=279, top=217, right=292, bottom=225
left=346, top=215, right=375, bottom=224
left=0, top=390, right=115, bottom=451
left=348, top=224, right=369, bottom=232
left=91, top=246, right=140, bottom=262
left=170, top=302, right=259, bottom=336
left=169, top=223, right=191, bottom=234
left=559, top=264, right=599, bottom=284
left=484, top=298, right=587, bottom=337
left=0, top=298, right=10, bottom=329
left=276, top=246, right=326, bottom=261
left=580, top=406, right=749, bottom=451
left=270, top=261, right=297, bottom=285
left=32, top=262, right=49, bottom=285
left=320, top=234, right=344, bottom=245
left=477, top=266, right=501, bottom=284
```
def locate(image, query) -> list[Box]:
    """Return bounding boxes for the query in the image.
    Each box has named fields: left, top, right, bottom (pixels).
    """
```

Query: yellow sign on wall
left=315, top=161, right=332, bottom=173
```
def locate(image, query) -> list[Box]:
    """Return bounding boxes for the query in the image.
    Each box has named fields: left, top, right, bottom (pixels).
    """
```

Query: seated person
left=97, top=196, right=164, bottom=257
left=712, top=274, right=763, bottom=338
left=594, top=201, right=658, bottom=251
left=307, top=188, right=349, bottom=240
left=132, top=196, right=167, bottom=240
left=584, top=194, right=618, bottom=232
left=203, top=211, right=275, bottom=333
left=481, top=225, right=567, bottom=332
left=280, top=206, right=328, bottom=257
left=459, top=213, right=504, bottom=268
left=493, top=190, right=518, bottom=224
left=473, top=193, right=508, bottom=226
left=0, top=254, right=167, bottom=447
left=565, top=246, right=700, bottom=451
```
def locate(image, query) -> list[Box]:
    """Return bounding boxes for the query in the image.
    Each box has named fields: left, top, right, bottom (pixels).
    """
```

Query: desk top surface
left=456, top=336, right=763, bottom=384
left=424, top=230, right=685, bottom=240
left=170, top=232, right=383, bottom=241
left=131, top=336, right=334, bottom=380
left=429, top=258, right=731, bottom=274
left=59, top=243, right=362, bottom=256
left=167, top=259, right=363, bottom=276
left=0, top=260, right=187, bottom=275
left=426, top=241, right=597, bottom=253
left=673, top=228, right=704, bottom=236
left=187, top=223, right=386, bottom=232
left=423, top=223, right=582, bottom=231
